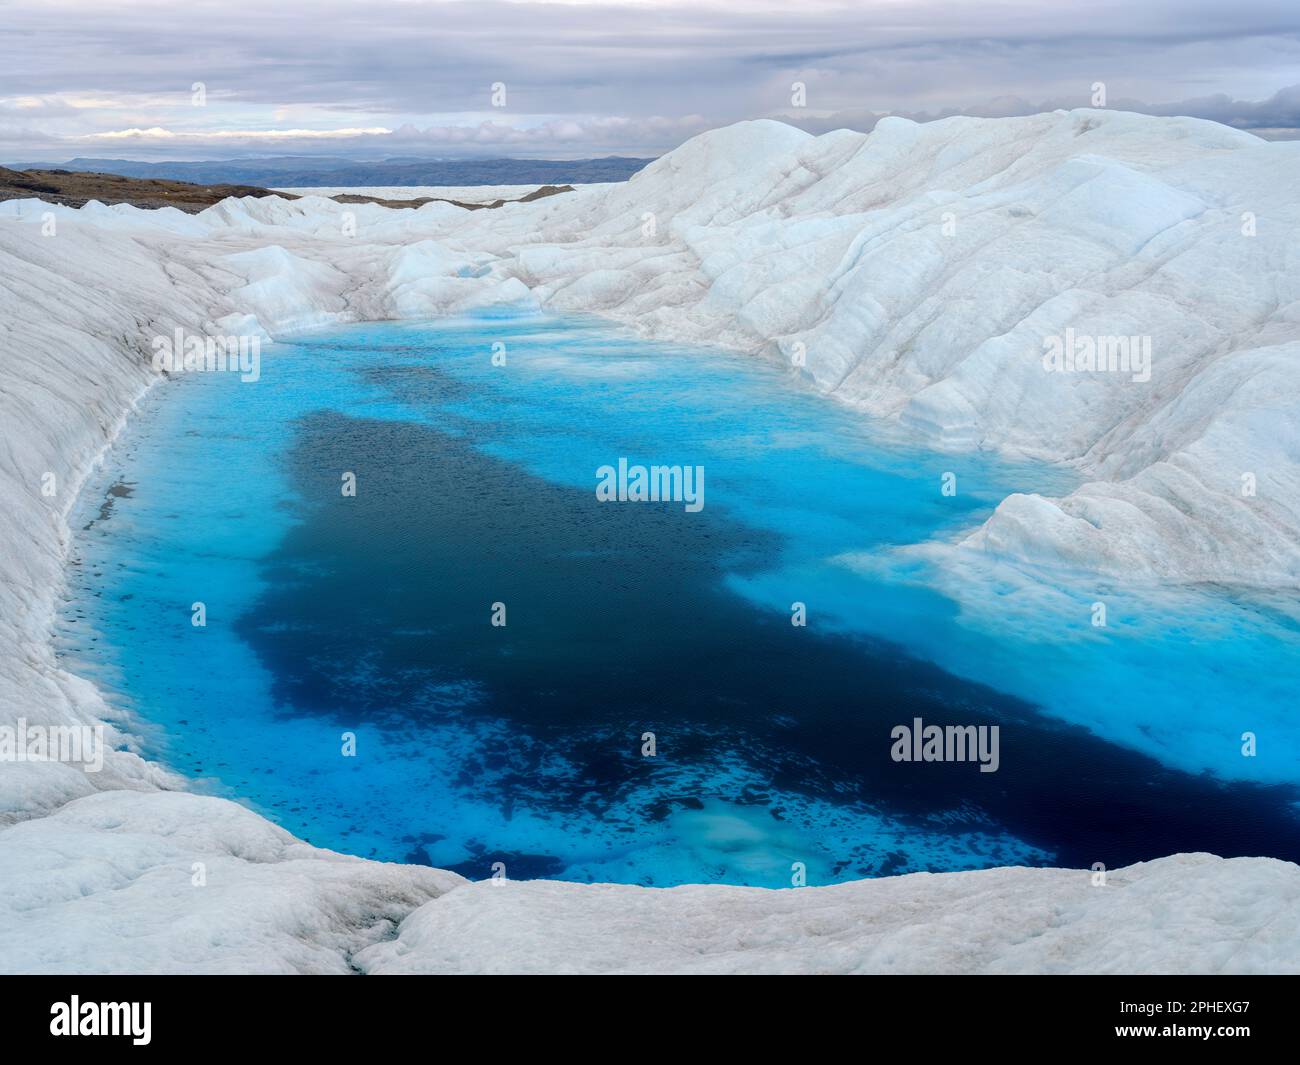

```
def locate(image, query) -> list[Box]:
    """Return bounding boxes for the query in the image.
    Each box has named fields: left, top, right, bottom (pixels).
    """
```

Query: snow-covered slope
left=1, top=110, right=1297, bottom=973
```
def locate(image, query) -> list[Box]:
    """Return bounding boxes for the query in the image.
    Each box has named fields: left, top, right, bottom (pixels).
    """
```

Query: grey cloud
left=782, top=85, right=1300, bottom=137
left=1, top=0, right=1297, bottom=160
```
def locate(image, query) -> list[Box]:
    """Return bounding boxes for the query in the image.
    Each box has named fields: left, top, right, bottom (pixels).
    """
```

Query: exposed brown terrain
left=0, top=166, right=573, bottom=214
left=0, top=166, right=295, bottom=212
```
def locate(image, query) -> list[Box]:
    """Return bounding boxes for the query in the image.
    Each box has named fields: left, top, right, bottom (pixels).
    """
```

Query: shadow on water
left=236, top=410, right=1300, bottom=876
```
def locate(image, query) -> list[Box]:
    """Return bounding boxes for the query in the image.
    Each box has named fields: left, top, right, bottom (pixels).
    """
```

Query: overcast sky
left=3, top=0, right=1298, bottom=161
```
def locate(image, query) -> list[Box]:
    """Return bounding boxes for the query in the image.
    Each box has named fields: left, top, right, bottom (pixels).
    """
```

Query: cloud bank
left=2, top=0, right=1298, bottom=160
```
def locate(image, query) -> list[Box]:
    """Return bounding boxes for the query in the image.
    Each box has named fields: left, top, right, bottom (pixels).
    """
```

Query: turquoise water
left=57, top=311, right=1300, bottom=886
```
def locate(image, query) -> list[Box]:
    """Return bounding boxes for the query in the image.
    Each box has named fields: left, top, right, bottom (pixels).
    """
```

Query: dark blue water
left=57, top=312, right=1300, bottom=886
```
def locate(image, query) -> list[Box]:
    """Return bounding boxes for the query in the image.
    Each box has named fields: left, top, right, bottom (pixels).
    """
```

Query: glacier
left=0, top=108, right=1297, bottom=973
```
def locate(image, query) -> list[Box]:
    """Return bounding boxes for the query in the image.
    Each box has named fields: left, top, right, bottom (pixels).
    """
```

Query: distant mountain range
left=12, top=156, right=655, bottom=187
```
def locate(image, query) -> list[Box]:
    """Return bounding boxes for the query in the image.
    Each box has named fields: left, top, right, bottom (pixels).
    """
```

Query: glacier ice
left=1, top=109, right=1297, bottom=973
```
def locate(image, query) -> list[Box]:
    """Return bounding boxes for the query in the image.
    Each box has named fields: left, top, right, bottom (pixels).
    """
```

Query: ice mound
left=359, top=851, right=1298, bottom=975
left=222, top=245, right=354, bottom=334
left=0, top=792, right=464, bottom=974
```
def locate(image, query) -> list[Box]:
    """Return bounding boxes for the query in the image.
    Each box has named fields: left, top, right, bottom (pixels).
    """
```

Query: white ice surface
left=1, top=111, right=1297, bottom=973
left=0, top=792, right=464, bottom=974
left=359, top=852, right=1300, bottom=975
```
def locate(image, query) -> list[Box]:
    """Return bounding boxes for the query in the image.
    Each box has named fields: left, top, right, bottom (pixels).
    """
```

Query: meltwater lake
left=57, top=312, right=1300, bottom=886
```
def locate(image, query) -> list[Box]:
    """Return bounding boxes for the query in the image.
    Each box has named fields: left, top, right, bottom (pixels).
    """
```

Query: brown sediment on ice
left=327, top=183, right=574, bottom=210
